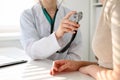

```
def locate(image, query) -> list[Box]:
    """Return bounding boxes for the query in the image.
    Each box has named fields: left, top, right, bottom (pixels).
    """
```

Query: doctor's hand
left=55, top=11, right=80, bottom=39
left=50, top=60, right=81, bottom=76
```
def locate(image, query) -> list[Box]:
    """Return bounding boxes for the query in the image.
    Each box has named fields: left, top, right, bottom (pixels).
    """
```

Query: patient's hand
left=50, top=60, right=81, bottom=75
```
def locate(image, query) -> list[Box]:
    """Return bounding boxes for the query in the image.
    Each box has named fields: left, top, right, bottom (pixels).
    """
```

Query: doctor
left=20, top=0, right=82, bottom=60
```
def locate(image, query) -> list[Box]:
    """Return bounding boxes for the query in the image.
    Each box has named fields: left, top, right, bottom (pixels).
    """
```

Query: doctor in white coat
left=20, top=0, right=82, bottom=60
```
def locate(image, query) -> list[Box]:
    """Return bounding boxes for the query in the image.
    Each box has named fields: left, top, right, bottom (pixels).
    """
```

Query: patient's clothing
left=92, top=0, right=120, bottom=69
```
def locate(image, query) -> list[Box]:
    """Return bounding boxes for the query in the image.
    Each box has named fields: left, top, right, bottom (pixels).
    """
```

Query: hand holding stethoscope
left=55, top=11, right=80, bottom=40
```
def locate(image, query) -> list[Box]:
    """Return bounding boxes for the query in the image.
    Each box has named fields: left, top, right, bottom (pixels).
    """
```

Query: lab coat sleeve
left=65, top=29, right=83, bottom=61
left=20, top=10, right=61, bottom=60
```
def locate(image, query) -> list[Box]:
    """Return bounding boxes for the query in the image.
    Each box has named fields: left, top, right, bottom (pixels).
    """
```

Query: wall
left=0, top=39, right=22, bottom=49
left=0, top=33, right=23, bottom=49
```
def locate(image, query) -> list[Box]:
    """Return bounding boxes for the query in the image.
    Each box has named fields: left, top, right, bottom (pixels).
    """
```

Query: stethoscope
left=39, top=0, right=77, bottom=53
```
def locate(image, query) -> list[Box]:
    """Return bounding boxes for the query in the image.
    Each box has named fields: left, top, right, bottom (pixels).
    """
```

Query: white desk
left=0, top=47, right=95, bottom=80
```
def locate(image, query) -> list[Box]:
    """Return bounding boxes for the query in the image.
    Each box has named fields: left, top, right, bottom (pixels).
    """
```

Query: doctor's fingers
left=64, top=11, right=76, bottom=19
left=62, top=27, right=76, bottom=34
left=62, top=23, right=78, bottom=32
left=62, top=19, right=80, bottom=28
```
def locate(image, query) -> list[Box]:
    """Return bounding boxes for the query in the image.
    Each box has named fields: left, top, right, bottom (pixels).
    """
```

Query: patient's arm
left=79, top=1, right=120, bottom=80
left=50, top=60, right=97, bottom=75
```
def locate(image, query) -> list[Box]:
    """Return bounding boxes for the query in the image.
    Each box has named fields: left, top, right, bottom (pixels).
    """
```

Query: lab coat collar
left=35, top=2, right=65, bottom=32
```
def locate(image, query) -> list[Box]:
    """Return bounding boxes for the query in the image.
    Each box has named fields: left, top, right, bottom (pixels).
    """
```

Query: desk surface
left=0, top=47, right=95, bottom=80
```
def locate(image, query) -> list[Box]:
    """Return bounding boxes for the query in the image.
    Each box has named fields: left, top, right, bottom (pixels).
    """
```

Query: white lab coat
left=20, top=2, right=82, bottom=61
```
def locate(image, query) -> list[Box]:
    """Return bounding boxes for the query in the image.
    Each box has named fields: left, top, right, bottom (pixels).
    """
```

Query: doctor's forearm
left=26, top=33, right=61, bottom=59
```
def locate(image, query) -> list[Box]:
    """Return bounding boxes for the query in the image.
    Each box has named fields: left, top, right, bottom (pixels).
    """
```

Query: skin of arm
left=50, top=60, right=97, bottom=75
left=79, top=64, right=120, bottom=80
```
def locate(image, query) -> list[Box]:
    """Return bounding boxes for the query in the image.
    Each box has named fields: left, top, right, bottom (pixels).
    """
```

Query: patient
left=50, top=0, right=120, bottom=80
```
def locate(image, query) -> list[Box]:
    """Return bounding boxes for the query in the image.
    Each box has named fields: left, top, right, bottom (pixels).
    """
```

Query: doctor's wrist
left=55, top=31, right=63, bottom=40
